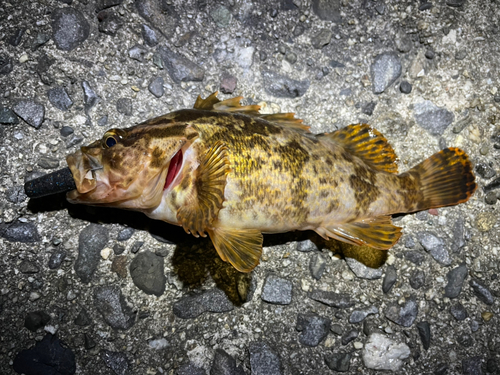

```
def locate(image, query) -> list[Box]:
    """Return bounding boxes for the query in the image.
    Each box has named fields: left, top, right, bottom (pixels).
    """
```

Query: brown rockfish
left=66, top=93, right=477, bottom=272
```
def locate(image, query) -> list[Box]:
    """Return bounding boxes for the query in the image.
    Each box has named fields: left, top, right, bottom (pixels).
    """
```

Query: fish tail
left=408, top=147, right=477, bottom=211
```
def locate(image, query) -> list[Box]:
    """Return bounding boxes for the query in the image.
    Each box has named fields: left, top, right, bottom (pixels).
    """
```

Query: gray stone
left=48, top=249, right=67, bottom=269
left=13, top=100, right=45, bottom=129
left=400, top=81, right=412, bottom=94
left=296, top=313, right=331, bottom=347
left=362, top=333, right=410, bottom=371
left=395, top=34, right=412, bottom=53
left=141, top=24, right=158, bottom=46
left=261, top=275, right=293, bottom=305
left=220, top=72, right=237, bottom=94
left=324, top=352, right=351, bottom=372
left=173, top=289, right=233, bottom=319
left=414, top=100, right=455, bottom=136
left=65, top=133, right=84, bottom=148
left=416, top=321, right=431, bottom=350
left=47, top=87, right=73, bottom=111
left=451, top=218, right=466, bottom=252
left=211, top=348, right=236, bottom=375
left=249, top=341, right=282, bottom=375
left=469, top=279, right=494, bottom=305
left=309, top=253, right=327, bottom=280
left=0, top=107, right=19, bottom=124
left=312, top=0, right=341, bottom=22
left=345, top=257, right=383, bottom=279
left=117, top=227, right=135, bottom=241
left=52, top=7, right=90, bottom=51
left=74, top=308, right=92, bottom=326
left=97, top=10, right=123, bottom=36
left=24, top=311, right=51, bottom=332
left=309, top=290, right=354, bottom=308
left=417, top=231, right=451, bottom=266
left=450, top=302, right=468, bottom=320
left=128, top=44, right=148, bottom=62
left=148, top=76, right=164, bottom=98
left=475, top=163, right=496, bottom=179
left=462, top=357, right=482, bottom=375
left=94, top=285, right=135, bottom=330
left=261, top=70, right=310, bottom=98
left=38, top=156, right=60, bottom=169
left=382, top=265, right=397, bottom=293
left=211, top=6, right=232, bottom=28
left=60, top=126, right=74, bottom=137
left=74, top=224, right=109, bottom=283
left=130, top=241, right=143, bottom=254
left=410, top=269, right=426, bottom=289
left=98, top=115, right=108, bottom=126
left=0, top=54, right=13, bottom=76
left=129, top=250, right=166, bottom=296
left=370, top=52, right=402, bottom=94
left=7, top=28, right=25, bottom=46
left=0, top=221, right=41, bottom=243
left=6, top=186, right=27, bottom=203
left=158, top=46, right=205, bottom=84
left=82, top=81, right=100, bottom=110
left=116, top=98, right=133, bottom=116
left=102, top=350, right=130, bottom=375
left=362, top=101, right=377, bottom=116
left=295, top=239, right=318, bottom=252
left=405, top=250, right=425, bottom=265
left=135, top=0, right=178, bottom=38
left=19, top=260, right=40, bottom=274
left=485, top=191, right=498, bottom=205
left=348, top=306, right=379, bottom=324
left=385, top=295, right=418, bottom=327
left=444, top=264, right=468, bottom=298
left=311, top=29, right=332, bottom=49
left=177, top=363, right=205, bottom=375
left=341, top=329, right=359, bottom=345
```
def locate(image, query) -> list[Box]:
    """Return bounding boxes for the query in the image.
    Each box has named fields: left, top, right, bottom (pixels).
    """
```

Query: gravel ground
left=1, top=0, right=499, bottom=374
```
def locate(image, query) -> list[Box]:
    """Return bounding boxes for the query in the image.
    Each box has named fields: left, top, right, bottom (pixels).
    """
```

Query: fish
left=66, top=92, right=477, bottom=272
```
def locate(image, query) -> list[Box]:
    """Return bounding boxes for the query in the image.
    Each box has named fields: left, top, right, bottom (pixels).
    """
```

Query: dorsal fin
left=324, top=124, right=398, bottom=173
left=193, top=92, right=310, bottom=133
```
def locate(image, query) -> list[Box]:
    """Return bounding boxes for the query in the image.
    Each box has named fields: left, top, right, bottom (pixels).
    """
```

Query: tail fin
left=409, top=147, right=477, bottom=211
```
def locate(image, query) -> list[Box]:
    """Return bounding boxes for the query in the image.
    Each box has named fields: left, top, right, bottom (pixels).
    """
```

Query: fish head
left=66, top=122, right=197, bottom=210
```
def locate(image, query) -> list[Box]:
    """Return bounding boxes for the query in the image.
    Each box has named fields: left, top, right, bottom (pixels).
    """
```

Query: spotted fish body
left=66, top=93, right=477, bottom=272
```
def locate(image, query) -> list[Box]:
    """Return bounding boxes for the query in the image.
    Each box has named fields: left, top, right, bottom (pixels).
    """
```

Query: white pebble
left=101, top=247, right=112, bottom=260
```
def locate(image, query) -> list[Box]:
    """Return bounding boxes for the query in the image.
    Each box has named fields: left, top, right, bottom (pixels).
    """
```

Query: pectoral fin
left=207, top=227, right=263, bottom=273
left=317, top=216, right=402, bottom=250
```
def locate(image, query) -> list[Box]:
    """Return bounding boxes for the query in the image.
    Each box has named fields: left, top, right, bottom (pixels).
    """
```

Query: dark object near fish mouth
left=24, top=167, right=76, bottom=198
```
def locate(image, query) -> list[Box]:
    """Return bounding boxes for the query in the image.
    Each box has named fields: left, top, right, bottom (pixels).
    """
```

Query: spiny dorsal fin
left=325, top=124, right=398, bottom=173
left=207, top=227, right=263, bottom=273
left=176, top=140, right=230, bottom=237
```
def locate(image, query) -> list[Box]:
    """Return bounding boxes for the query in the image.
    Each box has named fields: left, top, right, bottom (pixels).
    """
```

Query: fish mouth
left=66, top=151, right=103, bottom=195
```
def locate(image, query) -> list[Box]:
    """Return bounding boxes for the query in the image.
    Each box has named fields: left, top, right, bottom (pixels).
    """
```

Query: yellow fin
left=318, top=215, right=402, bottom=250
left=325, top=124, right=398, bottom=173
left=260, top=113, right=310, bottom=132
left=193, top=92, right=221, bottom=110
left=177, top=141, right=230, bottom=237
left=207, top=227, right=263, bottom=273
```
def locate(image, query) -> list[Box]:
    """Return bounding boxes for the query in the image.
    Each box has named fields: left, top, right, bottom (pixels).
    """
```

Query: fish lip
left=164, top=149, right=183, bottom=191
left=66, top=149, right=105, bottom=195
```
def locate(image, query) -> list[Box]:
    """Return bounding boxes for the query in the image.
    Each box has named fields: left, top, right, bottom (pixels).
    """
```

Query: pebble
left=60, top=126, right=74, bottom=137
left=158, top=46, right=205, bottom=84
left=52, top=7, right=90, bottom=51
left=220, top=72, right=237, bottom=94
left=311, top=0, right=341, bottom=22
left=309, top=290, right=354, bottom=308
left=295, top=239, right=318, bottom=252
left=444, top=264, right=468, bottom=298
left=65, top=133, right=84, bottom=148
left=249, top=341, right=282, bottom=375
left=111, top=255, right=128, bottom=278
left=135, top=0, right=178, bottom=34
left=128, top=44, right=148, bottom=62
left=452, top=115, right=472, bottom=134
left=311, top=29, right=332, bottom=49
left=102, top=350, right=130, bottom=375
left=349, top=306, right=379, bottom=324
left=148, top=76, right=165, bottom=98
left=19, top=260, right=40, bottom=274
left=74, top=224, right=109, bottom=283
left=148, top=338, right=168, bottom=350
left=361, top=101, right=376, bottom=116
left=141, top=24, right=158, bottom=46
left=362, top=333, right=410, bottom=371
left=413, top=100, right=455, bottom=136
left=331, top=324, right=343, bottom=335
left=29, top=292, right=41, bottom=301
left=296, top=313, right=331, bottom=347
left=172, top=289, right=233, bottom=319
left=211, top=5, right=232, bottom=28
left=425, top=49, right=435, bottom=59
left=24, top=311, right=51, bottom=332
left=483, top=177, right=500, bottom=193
left=74, top=308, right=92, bottom=326
left=94, top=285, right=135, bottom=330
left=370, top=52, right=402, bottom=94
left=6, top=186, right=27, bottom=203
left=47, top=87, right=73, bottom=111
left=261, top=70, right=310, bottom=98
left=416, top=321, right=431, bottom=350
left=116, top=98, right=133, bottom=116
left=129, top=250, right=166, bottom=296
left=13, top=334, right=76, bottom=375
left=345, top=257, right=383, bottom=279
left=382, top=265, right=397, bottom=293
left=405, top=250, right=425, bottom=265
left=97, top=10, right=123, bottom=36
left=38, top=156, right=60, bottom=169
left=261, top=275, right=293, bottom=305
left=324, top=352, right=351, bottom=372
left=450, top=303, right=468, bottom=320
left=0, top=54, right=13, bottom=75
left=293, top=25, right=305, bottom=37
left=7, top=28, right=26, bottom=46
left=400, top=81, right=412, bottom=94
left=82, top=81, right=100, bottom=110
left=462, top=356, right=482, bottom=375
left=385, top=295, right=418, bottom=327
left=417, top=231, right=451, bottom=266
left=98, top=115, right=108, bottom=126
left=395, top=34, right=412, bottom=53
left=475, top=163, right=496, bottom=179
left=341, top=329, right=359, bottom=345
left=469, top=279, right=494, bottom=305
left=13, top=100, right=45, bottom=129
left=130, top=241, right=143, bottom=254
left=309, top=253, right=326, bottom=280
left=100, top=247, right=112, bottom=260
left=0, top=221, right=41, bottom=243
left=475, top=212, right=497, bottom=232
left=451, top=218, right=466, bottom=253
left=0, top=107, right=19, bottom=124
left=117, top=227, right=135, bottom=241
left=410, top=269, right=426, bottom=289
left=211, top=348, right=238, bottom=375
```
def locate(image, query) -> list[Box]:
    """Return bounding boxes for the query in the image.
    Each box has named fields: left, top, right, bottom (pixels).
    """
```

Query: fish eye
left=105, top=136, right=117, bottom=148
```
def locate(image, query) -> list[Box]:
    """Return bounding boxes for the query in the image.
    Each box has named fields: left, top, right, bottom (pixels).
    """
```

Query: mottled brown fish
left=66, top=93, right=477, bottom=272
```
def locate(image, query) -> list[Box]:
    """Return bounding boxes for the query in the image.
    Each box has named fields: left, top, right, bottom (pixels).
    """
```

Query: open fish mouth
left=66, top=150, right=104, bottom=195
left=164, top=149, right=183, bottom=190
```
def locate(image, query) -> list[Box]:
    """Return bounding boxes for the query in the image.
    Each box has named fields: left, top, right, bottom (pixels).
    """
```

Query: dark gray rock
left=469, top=279, right=494, bottom=305
left=102, top=350, right=130, bottom=375
left=48, top=249, right=67, bottom=269
left=311, top=29, right=332, bottom=49
left=293, top=24, right=305, bottom=37
left=13, top=334, right=76, bottom=375
left=129, top=44, right=148, bottom=62
left=148, top=76, right=164, bottom=98
left=296, top=313, right=331, bottom=347
left=74, top=224, right=109, bottom=283
left=94, top=285, right=135, bottom=330
left=116, top=98, right=133, bottom=116
left=370, top=52, right=402, bottom=94
left=65, top=133, right=84, bottom=148
left=74, top=308, right=92, bottom=326
left=312, top=0, right=341, bottom=22
left=349, top=306, right=378, bottom=324
left=341, top=329, right=359, bottom=345
left=117, top=227, right=135, bottom=241
left=483, top=177, right=500, bottom=193
left=24, top=311, right=51, bottom=332
left=475, top=163, right=496, bottom=179
left=0, top=54, right=13, bottom=75
left=98, top=115, right=108, bottom=126
left=47, top=87, right=73, bottom=111
left=451, top=217, right=466, bottom=252
left=13, top=100, right=45, bottom=129
left=405, top=250, right=425, bottom=265
left=450, top=302, right=468, bottom=320
left=425, top=49, right=435, bottom=59
left=141, top=24, right=158, bottom=46
left=331, top=323, right=343, bottom=336
left=309, top=290, right=354, bottom=308
left=158, top=46, right=205, bottom=83
left=84, top=333, right=96, bottom=350
left=362, top=101, right=377, bottom=116
left=444, top=264, right=468, bottom=298
left=130, top=241, right=143, bottom=254
left=295, top=239, right=318, bottom=252
left=19, top=260, right=39, bottom=274
left=60, top=126, right=74, bottom=137
left=346, top=257, right=383, bottom=279
left=462, top=357, right=482, bottom=375
left=135, top=0, right=178, bottom=37
left=249, top=341, right=282, bottom=375
left=177, top=363, right=205, bottom=375
left=325, top=352, right=351, bottom=372
left=6, top=185, right=27, bottom=203
left=457, top=333, right=474, bottom=347
left=52, top=7, right=90, bottom=51
left=7, top=28, right=26, bottom=46
left=417, top=231, right=451, bottom=266
left=410, top=269, right=426, bottom=289
left=261, top=275, right=293, bottom=305
left=33, top=33, right=51, bottom=49
left=447, top=0, right=465, bottom=7
left=82, top=81, right=100, bottom=110
left=485, top=191, right=498, bottom=205
left=220, top=72, right=237, bottom=94
left=400, top=81, right=412, bottom=94
left=416, top=321, right=431, bottom=350
left=211, top=348, right=236, bottom=375
left=38, top=156, right=60, bottom=169
left=0, top=107, right=19, bottom=124
left=382, top=265, right=397, bottom=293
left=309, top=253, right=326, bottom=280
left=97, top=10, right=123, bottom=36
left=0, top=221, right=41, bottom=243
left=129, top=250, right=166, bottom=296
left=173, top=289, right=233, bottom=319
left=414, top=100, right=455, bottom=136
left=385, top=295, right=418, bottom=327
left=261, top=70, right=310, bottom=98
left=113, top=244, right=125, bottom=255
left=455, top=50, right=467, bottom=61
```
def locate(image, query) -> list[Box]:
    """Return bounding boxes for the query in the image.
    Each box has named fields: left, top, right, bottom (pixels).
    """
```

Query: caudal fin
left=410, top=147, right=477, bottom=211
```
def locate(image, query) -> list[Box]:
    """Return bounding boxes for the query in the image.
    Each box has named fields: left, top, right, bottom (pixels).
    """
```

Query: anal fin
left=317, top=216, right=402, bottom=250
left=207, top=227, right=263, bottom=273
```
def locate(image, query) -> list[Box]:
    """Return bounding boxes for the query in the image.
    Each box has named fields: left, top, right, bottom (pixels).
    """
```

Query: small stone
left=38, top=156, right=60, bottom=169
left=483, top=177, right=500, bottom=193
left=417, top=231, right=451, bottom=266
left=65, top=133, right=84, bottom=148
left=450, top=303, right=468, bottom=320
left=111, top=255, right=128, bottom=279
left=220, top=72, right=237, bottom=94
left=7, top=28, right=26, bottom=46
left=117, top=227, right=135, bottom=241
left=261, top=275, right=293, bottom=305
left=425, top=49, right=435, bottom=59
left=173, top=289, right=233, bottom=319
left=444, top=264, right=468, bottom=298
left=116, top=98, right=133, bottom=116
left=154, top=247, right=169, bottom=257
left=102, top=350, right=130, bottom=375
left=361, top=101, right=377, bottom=116
left=96, top=0, right=123, bottom=12
left=370, top=52, right=402, bottom=94
left=261, top=70, right=310, bottom=98
left=341, top=329, right=359, bottom=345
left=385, top=295, right=418, bottom=327
left=100, top=247, right=112, bottom=260
left=48, top=249, right=67, bottom=269
left=211, top=5, right=232, bottom=28
left=455, top=50, right=467, bottom=61
left=97, top=115, right=108, bottom=126
left=451, top=218, right=466, bottom=253
left=395, top=34, right=412, bottom=53
left=400, top=81, right=412, bottom=94
left=345, top=257, right=383, bottom=279
left=324, top=352, right=351, bottom=372
left=158, top=46, right=205, bottom=84
left=74, top=308, right=92, bottom=326
left=47, top=87, right=73, bottom=111
left=469, top=279, right=494, bottom=305
left=485, top=191, right=498, bottom=205
left=141, top=24, right=158, bottom=46
left=52, top=7, right=90, bottom=51
left=475, top=212, right=497, bottom=232
left=462, top=357, right=482, bottom=375
left=481, top=311, right=493, bottom=322
left=13, top=100, right=45, bottom=129
left=475, top=163, right=496, bottom=179
left=82, top=81, right=100, bottom=110
left=129, top=44, right=148, bottom=62
left=312, top=0, right=341, bottom=22
left=383, top=265, right=397, bottom=293
left=129, top=250, right=166, bottom=296
left=94, top=285, right=135, bottom=330
left=0, top=54, right=13, bottom=75
left=362, top=333, right=410, bottom=371
left=296, top=313, right=331, bottom=347
left=309, top=253, right=327, bottom=280
left=249, top=341, right=282, bottom=375
left=148, top=76, right=164, bottom=98
left=416, top=321, right=431, bottom=350
left=60, top=126, right=74, bottom=137
left=0, top=107, right=19, bottom=124
left=331, top=324, right=343, bottom=335
left=6, top=186, right=27, bottom=203
left=406, top=250, right=425, bottom=266
left=311, top=29, right=332, bottom=49
left=130, top=241, right=143, bottom=254
left=97, top=10, right=123, bottom=36
left=414, top=100, right=455, bottom=136
left=309, top=290, right=354, bottom=308
left=148, top=338, right=168, bottom=350
left=295, top=239, right=318, bottom=252
left=410, top=269, right=426, bottom=289
left=293, top=25, right=305, bottom=37
left=211, top=348, right=237, bottom=374
left=487, top=359, right=498, bottom=374
left=0, top=221, right=41, bottom=243
left=74, top=224, right=109, bottom=283
left=349, top=306, right=378, bottom=324
left=24, top=311, right=51, bottom=332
